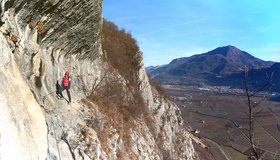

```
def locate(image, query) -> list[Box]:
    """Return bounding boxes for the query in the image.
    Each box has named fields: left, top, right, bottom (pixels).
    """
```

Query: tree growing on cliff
left=101, top=19, right=143, bottom=87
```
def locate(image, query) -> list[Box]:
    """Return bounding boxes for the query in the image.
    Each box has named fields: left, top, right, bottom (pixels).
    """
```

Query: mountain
left=245, top=62, right=280, bottom=91
left=149, top=45, right=275, bottom=87
left=146, top=64, right=167, bottom=74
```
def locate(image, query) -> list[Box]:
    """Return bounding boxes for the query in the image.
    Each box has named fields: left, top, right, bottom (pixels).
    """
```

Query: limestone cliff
left=0, top=0, right=197, bottom=159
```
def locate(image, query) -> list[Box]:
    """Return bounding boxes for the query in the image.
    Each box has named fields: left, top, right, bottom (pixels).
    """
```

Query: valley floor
left=166, top=85, right=280, bottom=160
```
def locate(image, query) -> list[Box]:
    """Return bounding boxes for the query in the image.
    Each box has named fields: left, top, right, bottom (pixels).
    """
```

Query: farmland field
left=166, top=85, right=280, bottom=159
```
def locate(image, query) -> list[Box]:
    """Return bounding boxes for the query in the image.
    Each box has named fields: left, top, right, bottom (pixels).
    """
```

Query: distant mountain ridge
left=146, top=64, right=166, bottom=73
left=148, top=45, right=280, bottom=91
left=154, top=45, right=273, bottom=76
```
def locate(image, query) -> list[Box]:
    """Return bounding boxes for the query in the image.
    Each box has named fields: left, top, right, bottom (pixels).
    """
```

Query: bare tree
left=243, top=66, right=274, bottom=160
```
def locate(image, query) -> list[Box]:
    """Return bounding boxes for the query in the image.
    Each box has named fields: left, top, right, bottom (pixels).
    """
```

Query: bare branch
left=253, top=108, right=265, bottom=117
left=243, top=66, right=260, bottom=159
left=249, top=73, right=273, bottom=98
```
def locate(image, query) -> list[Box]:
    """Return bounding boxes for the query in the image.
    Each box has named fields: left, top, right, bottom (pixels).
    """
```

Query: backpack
left=63, top=77, right=69, bottom=87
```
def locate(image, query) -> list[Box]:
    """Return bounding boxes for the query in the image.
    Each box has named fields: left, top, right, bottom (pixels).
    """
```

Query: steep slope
left=0, top=0, right=198, bottom=159
left=150, top=46, right=274, bottom=87
left=224, top=62, right=280, bottom=91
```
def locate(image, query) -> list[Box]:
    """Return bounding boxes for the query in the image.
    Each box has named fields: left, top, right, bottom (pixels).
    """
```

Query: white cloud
left=111, top=14, right=189, bottom=22
left=135, top=19, right=205, bottom=37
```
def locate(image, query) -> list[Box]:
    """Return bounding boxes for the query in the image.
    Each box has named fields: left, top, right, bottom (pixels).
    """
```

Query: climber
left=57, top=71, right=72, bottom=104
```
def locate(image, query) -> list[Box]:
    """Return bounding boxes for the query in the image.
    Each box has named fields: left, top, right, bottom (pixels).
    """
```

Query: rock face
left=0, top=0, right=196, bottom=159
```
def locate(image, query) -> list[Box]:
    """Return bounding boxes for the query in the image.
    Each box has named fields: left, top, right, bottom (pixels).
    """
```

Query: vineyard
left=166, top=86, right=280, bottom=159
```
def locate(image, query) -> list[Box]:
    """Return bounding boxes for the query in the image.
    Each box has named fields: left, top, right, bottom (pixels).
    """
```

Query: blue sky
left=103, top=0, right=280, bottom=66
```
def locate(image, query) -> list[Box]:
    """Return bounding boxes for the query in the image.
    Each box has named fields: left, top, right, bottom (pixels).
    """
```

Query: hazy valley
left=148, top=46, right=280, bottom=159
